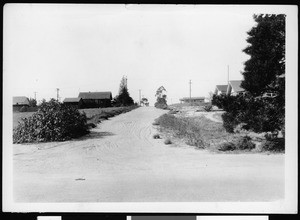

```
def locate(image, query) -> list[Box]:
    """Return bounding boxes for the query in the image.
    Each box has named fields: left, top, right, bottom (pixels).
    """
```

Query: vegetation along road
left=14, top=107, right=284, bottom=202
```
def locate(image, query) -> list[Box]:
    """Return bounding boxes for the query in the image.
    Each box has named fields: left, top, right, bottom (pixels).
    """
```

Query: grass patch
left=164, top=138, right=172, bottom=145
left=155, top=114, right=228, bottom=148
left=153, top=134, right=161, bottom=139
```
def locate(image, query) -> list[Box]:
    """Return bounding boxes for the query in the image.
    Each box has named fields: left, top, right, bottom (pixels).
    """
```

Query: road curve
left=13, top=107, right=284, bottom=202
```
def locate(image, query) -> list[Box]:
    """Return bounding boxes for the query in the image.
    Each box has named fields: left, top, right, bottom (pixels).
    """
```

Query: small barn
left=180, top=97, right=205, bottom=105
left=214, top=85, right=228, bottom=95
left=13, top=96, right=30, bottom=111
left=78, top=92, right=112, bottom=108
left=226, top=80, right=245, bottom=96
left=63, top=97, right=84, bottom=109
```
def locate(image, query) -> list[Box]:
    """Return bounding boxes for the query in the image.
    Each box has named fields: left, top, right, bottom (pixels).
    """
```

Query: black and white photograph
left=2, top=4, right=298, bottom=213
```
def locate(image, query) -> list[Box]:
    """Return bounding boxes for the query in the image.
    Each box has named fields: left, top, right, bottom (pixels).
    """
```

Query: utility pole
left=189, top=80, right=192, bottom=104
left=227, top=65, right=230, bottom=86
left=34, top=92, right=37, bottom=100
left=139, top=89, right=141, bottom=106
left=56, top=88, right=60, bottom=102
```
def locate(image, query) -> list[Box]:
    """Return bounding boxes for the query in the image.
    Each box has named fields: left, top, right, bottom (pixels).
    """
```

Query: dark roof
left=180, top=97, right=205, bottom=101
left=78, top=92, right=112, bottom=100
left=13, top=96, right=30, bottom=105
left=216, top=85, right=228, bottom=92
left=63, top=97, right=82, bottom=103
left=229, top=80, right=245, bottom=93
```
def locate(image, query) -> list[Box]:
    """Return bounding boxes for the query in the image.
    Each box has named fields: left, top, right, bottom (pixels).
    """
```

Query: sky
left=3, top=4, right=293, bottom=105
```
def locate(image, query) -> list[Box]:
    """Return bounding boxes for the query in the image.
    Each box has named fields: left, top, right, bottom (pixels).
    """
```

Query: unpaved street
left=14, top=107, right=284, bottom=202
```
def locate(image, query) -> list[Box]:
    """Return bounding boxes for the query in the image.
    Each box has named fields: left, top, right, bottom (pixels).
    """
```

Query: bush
left=222, top=112, right=239, bottom=133
left=13, top=99, right=89, bottom=143
left=153, top=134, right=161, bottom=139
left=164, top=138, right=172, bottom=145
left=203, top=105, right=213, bottom=112
left=218, top=142, right=236, bottom=151
left=261, top=138, right=285, bottom=152
left=155, top=114, right=206, bottom=148
left=235, top=136, right=255, bottom=150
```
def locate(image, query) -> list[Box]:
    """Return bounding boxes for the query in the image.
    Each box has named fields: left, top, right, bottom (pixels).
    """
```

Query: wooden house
left=63, top=97, right=84, bottom=109
left=78, top=92, right=112, bottom=108
left=13, top=96, right=30, bottom=111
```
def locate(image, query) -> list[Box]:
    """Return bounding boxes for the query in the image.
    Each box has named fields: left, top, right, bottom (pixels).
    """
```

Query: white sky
left=2, top=4, right=291, bottom=105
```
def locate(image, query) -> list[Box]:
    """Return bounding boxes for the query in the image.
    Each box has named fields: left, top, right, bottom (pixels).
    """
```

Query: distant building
left=63, top=97, right=84, bottom=109
left=226, top=80, right=245, bottom=96
left=180, top=97, right=205, bottom=104
left=13, top=96, right=30, bottom=111
left=78, top=92, right=112, bottom=108
left=214, top=85, right=228, bottom=95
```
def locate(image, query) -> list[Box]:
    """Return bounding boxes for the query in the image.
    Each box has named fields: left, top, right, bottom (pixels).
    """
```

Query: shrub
left=261, top=138, right=285, bottom=152
left=153, top=134, right=161, bottom=139
left=218, top=142, right=236, bottom=151
left=222, top=112, right=239, bottom=133
left=164, top=138, right=172, bottom=145
left=13, top=99, right=89, bottom=143
left=203, top=105, right=213, bottom=112
left=235, top=136, right=255, bottom=150
left=155, top=114, right=206, bottom=148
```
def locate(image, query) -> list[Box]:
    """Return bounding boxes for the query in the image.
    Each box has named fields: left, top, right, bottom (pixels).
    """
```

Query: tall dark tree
left=241, top=14, right=285, bottom=96
left=114, top=76, right=134, bottom=106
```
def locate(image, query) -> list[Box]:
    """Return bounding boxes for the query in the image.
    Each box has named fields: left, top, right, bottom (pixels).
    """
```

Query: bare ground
left=13, top=107, right=284, bottom=202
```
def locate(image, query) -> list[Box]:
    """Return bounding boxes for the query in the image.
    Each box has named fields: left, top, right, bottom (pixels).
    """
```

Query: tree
left=241, top=14, right=285, bottom=96
left=114, top=76, right=134, bottom=106
left=154, top=86, right=168, bottom=109
left=141, top=97, right=149, bottom=106
left=28, top=98, right=37, bottom=107
left=212, top=14, right=285, bottom=134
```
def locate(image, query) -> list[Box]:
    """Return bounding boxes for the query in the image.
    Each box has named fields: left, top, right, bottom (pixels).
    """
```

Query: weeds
left=153, top=134, right=161, bottom=139
left=164, top=138, right=172, bottom=145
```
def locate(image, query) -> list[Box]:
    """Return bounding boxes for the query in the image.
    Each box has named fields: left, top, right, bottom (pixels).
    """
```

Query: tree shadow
left=77, top=131, right=115, bottom=141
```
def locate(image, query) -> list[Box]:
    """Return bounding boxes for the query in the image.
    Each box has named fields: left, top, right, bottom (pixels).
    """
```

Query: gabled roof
left=63, top=97, right=82, bottom=103
left=78, top=92, right=112, bottom=100
left=228, top=80, right=245, bottom=93
left=215, top=85, right=228, bottom=93
left=13, top=96, right=30, bottom=105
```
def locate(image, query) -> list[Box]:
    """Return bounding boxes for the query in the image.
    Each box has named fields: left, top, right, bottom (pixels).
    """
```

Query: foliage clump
left=13, top=99, right=89, bottom=143
left=212, top=14, right=285, bottom=140
left=112, top=76, right=134, bottom=107
left=154, top=86, right=168, bottom=109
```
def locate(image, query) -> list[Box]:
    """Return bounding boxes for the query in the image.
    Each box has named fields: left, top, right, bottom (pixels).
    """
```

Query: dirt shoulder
left=14, top=107, right=284, bottom=202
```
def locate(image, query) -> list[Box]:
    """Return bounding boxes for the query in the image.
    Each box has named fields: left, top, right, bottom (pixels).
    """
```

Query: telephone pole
left=56, top=88, right=60, bottom=101
left=227, top=65, right=230, bottom=85
left=139, top=89, right=141, bottom=106
left=189, top=80, right=192, bottom=104
left=34, top=92, right=37, bottom=100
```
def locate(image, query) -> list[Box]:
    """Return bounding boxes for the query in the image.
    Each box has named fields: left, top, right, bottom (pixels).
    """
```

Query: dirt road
left=14, top=107, right=284, bottom=202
